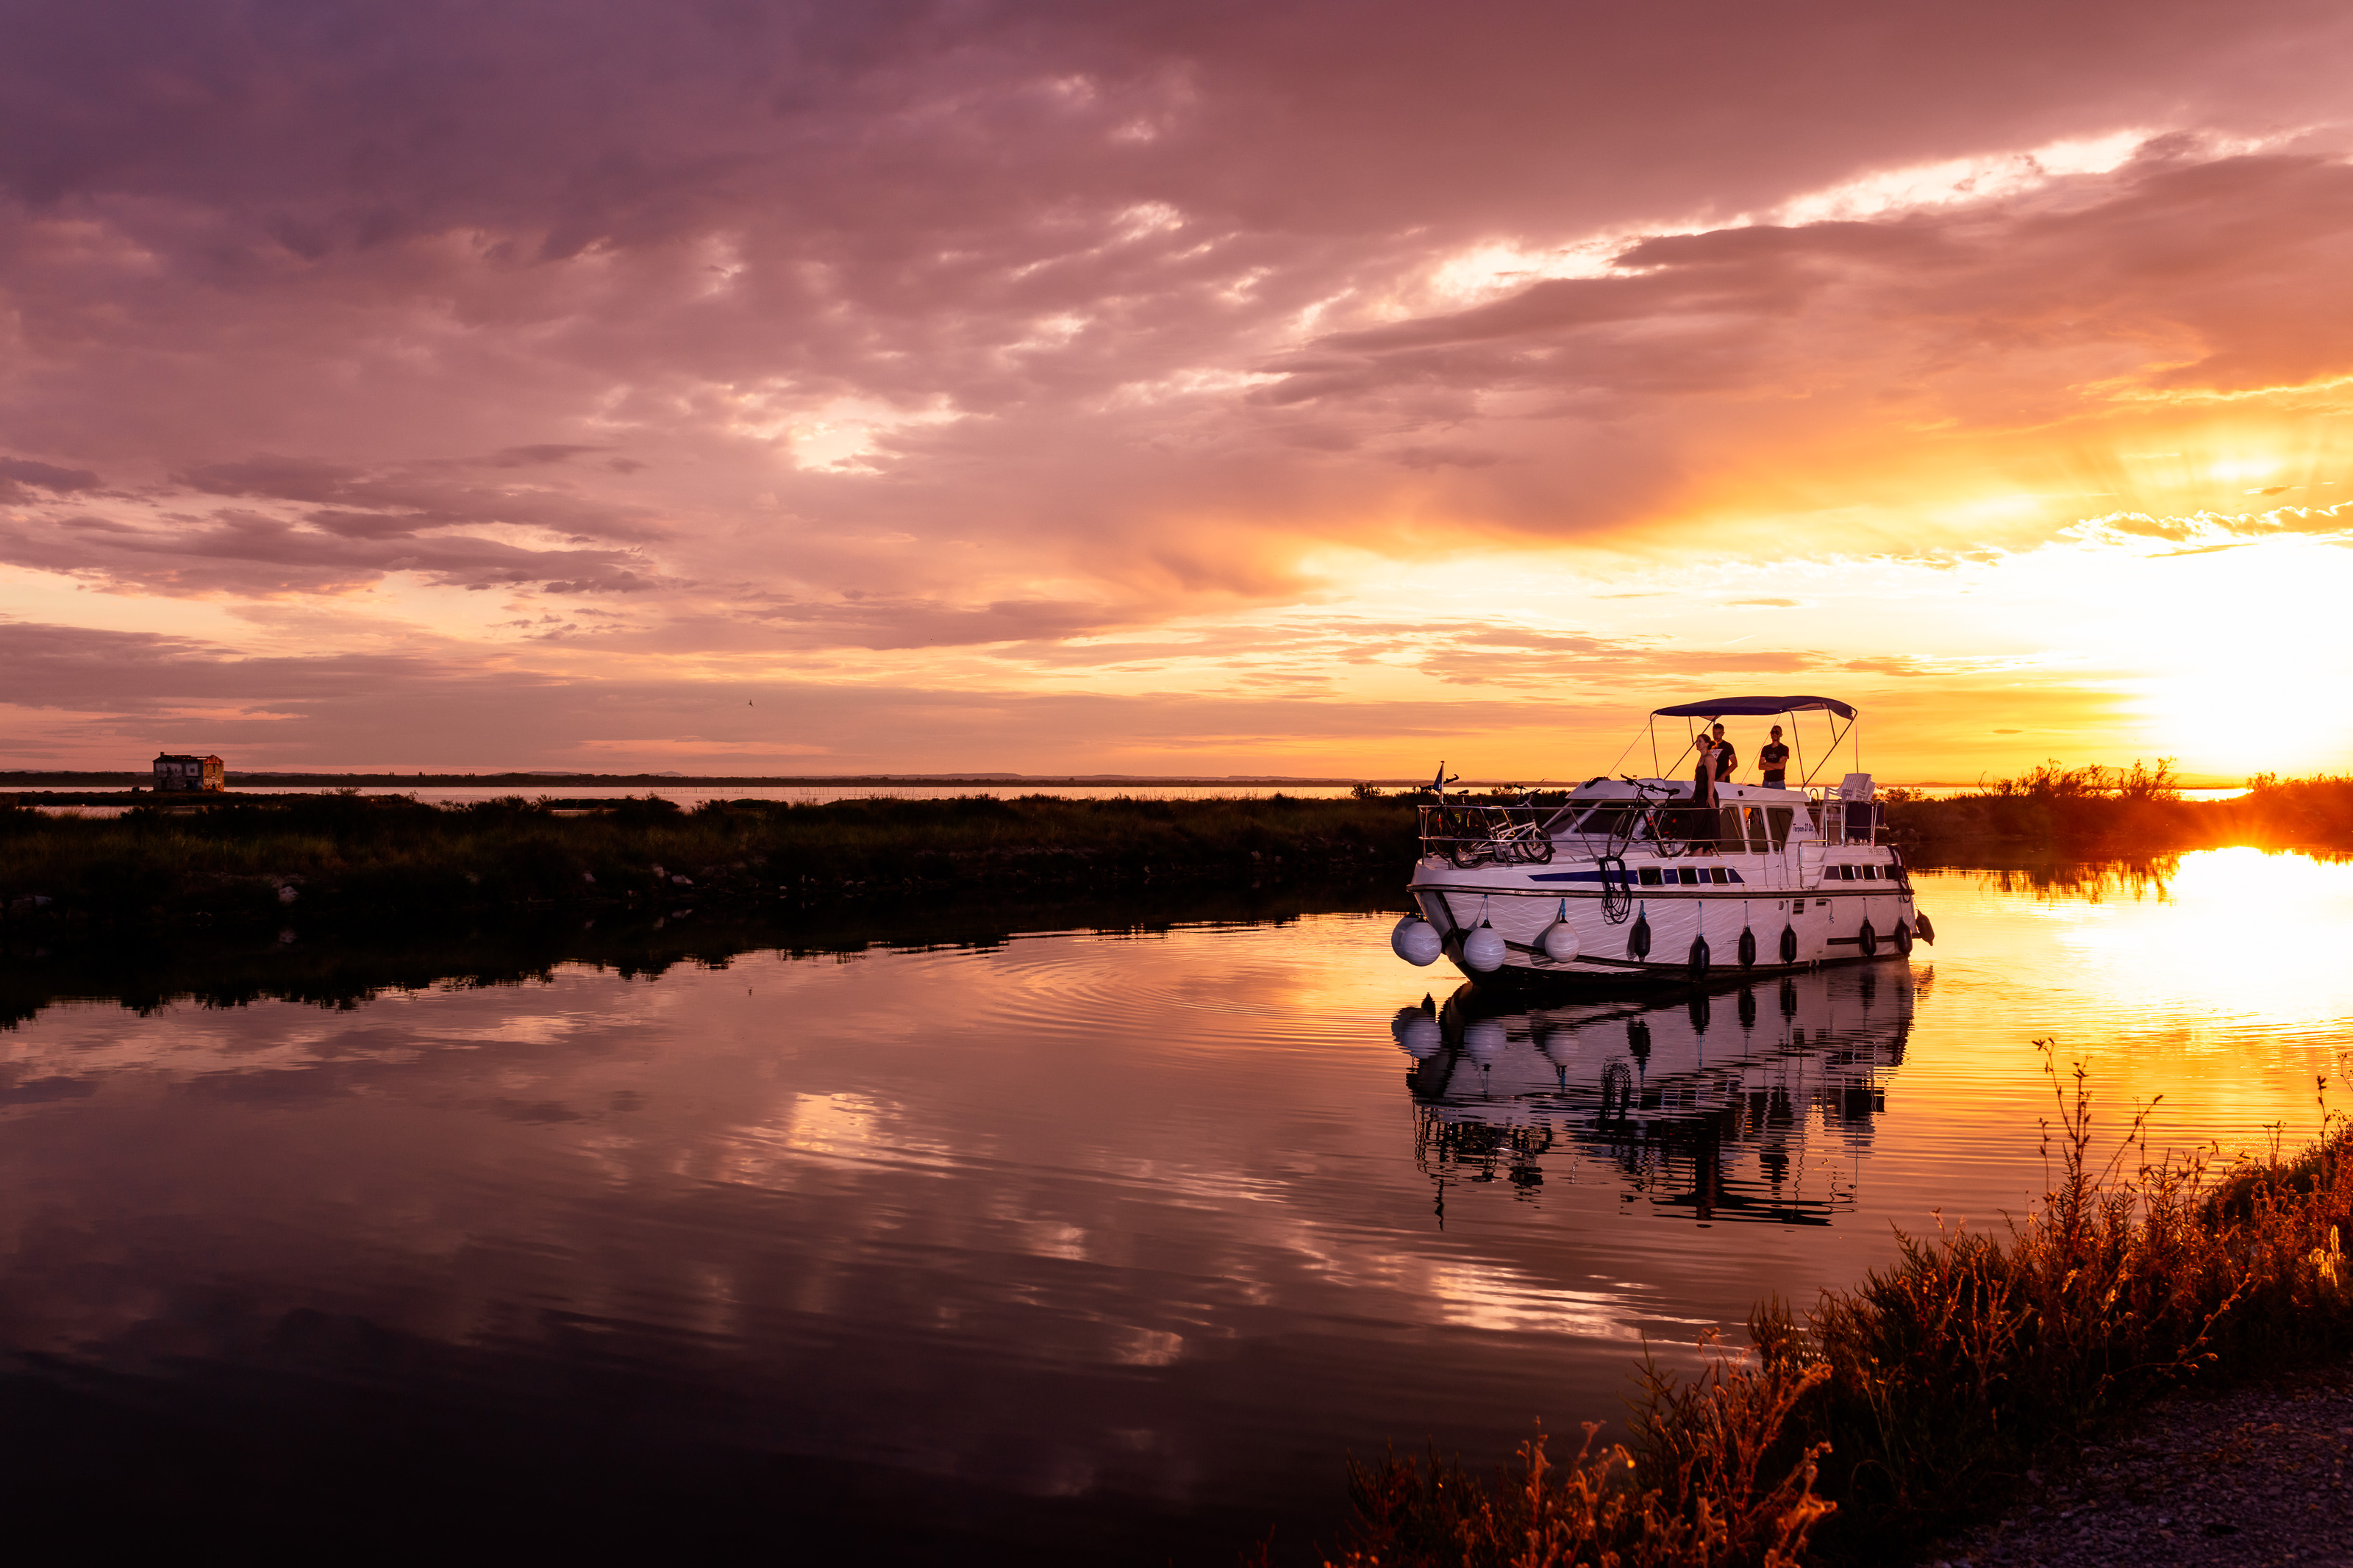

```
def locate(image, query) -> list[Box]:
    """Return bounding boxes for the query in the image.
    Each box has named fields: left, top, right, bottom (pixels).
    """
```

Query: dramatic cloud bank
left=4, top=0, right=2352, bottom=776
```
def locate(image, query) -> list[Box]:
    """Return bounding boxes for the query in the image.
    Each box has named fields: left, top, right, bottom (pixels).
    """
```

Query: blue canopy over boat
left=1652, top=695, right=1857, bottom=720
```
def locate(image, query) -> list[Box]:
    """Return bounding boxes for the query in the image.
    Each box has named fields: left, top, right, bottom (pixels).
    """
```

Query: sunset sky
left=5, top=0, right=2352, bottom=781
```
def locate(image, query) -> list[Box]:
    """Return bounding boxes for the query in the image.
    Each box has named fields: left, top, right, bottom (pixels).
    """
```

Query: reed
left=0, top=792, right=1416, bottom=930
left=1887, top=768, right=2353, bottom=859
left=1327, top=1056, right=2353, bottom=1567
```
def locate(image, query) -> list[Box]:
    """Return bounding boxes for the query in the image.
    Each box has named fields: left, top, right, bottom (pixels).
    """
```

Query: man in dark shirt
left=1710, top=723, right=1738, bottom=784
left=1758, top=725, right=1790, bottom=787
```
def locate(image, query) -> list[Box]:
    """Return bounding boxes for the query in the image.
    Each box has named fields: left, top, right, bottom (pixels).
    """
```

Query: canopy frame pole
left=1799, top=710, right=1854, bottom=787
left=1641, top=698, right=1861, bottom=788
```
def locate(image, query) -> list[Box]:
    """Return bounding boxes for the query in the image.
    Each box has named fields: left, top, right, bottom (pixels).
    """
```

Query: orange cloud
left=4, top=2, right=2353, bottom=776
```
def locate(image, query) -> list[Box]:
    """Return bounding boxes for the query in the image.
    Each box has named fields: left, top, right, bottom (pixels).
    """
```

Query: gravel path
left=1928, top=1364, right=2353, bottom=1567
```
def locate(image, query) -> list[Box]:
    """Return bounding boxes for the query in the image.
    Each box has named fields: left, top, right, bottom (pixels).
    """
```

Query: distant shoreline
left=0, top=770, right=2254, bottom=791
left=2, top=771, right=1394, bottom=790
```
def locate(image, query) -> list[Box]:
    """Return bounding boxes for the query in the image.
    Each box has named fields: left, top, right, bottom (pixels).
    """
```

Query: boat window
left=1638, top=867, right=1663, bottom=886
left=1679, top=867, right=1702, bottom=885
left=1718, top=806, right=1749, bottom=850
left=1863, top=864, right=1879, bottom=879
left=1710, top=867, right=1730, bottom=884
left=1765, top=807, right=1793, bottom=849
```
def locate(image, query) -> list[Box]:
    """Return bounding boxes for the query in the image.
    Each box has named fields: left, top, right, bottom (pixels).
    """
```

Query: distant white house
left=154, top=753, right=225, bottom=792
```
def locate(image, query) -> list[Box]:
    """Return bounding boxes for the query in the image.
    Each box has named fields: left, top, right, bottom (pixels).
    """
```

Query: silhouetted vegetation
left=1889, top=766, right=2353, bottom=861
left=1328, top=1058, right=2353, bottom=1566
left=0, top=792, right=1416, bottom=936
left=6, top=771, right=2349, bottom=937
left=0, top=876, right=1396, bottom=1031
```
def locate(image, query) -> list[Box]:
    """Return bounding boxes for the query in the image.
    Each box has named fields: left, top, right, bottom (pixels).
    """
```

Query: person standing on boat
left=1710, top=723, right=1738, bottom=784
left=1759, top=726, right=1790, bottom=788
left=1686, top=734, right=1723, bottom=847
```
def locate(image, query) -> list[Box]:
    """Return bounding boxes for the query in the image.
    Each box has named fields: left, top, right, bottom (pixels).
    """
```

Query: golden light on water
left=2027, top=851, right=2353, bottom=1048
left=1889, top=855, right=2353, bottom=1195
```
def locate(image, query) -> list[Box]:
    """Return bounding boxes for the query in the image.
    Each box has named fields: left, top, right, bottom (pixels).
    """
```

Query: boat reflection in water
left=1393, top=965, right=1913, bottom=1226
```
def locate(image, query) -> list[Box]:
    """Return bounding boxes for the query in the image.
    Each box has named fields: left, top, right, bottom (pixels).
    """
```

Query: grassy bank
left=0, top=792, right=1415, bottom=935
left=7, top=773, right=2348, bottom=937
left=1889, top=767, right=2353, bottom=861
left=1327, top=1059, right=2353, bottom=1567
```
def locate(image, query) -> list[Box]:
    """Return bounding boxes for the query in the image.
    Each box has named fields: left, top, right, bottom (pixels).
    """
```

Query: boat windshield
left=1566, top=802, right=1649, bottom=840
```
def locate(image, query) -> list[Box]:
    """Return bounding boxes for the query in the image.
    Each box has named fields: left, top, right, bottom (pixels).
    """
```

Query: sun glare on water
left=2036, top=850, right=2353, bottom=1042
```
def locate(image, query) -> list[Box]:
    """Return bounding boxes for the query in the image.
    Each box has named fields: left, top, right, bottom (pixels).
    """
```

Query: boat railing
left=1417, top=801, right=1557, bottom=867
left=1807, top=792, right=1885, bottom=846
left=1417, top=794, right=1885, bottom=864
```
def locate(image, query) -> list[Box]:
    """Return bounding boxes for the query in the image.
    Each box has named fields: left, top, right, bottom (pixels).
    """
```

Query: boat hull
left=1410, top=857, right=1917, bottom=983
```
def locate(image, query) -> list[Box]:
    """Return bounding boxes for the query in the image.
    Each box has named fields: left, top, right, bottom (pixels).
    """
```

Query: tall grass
left=2237, top=771, right=2353, bottom=844
left=0, top=792, right=1415, bottom=928
left=1888, top=769, right=2353, bottom=859
left=1327, top=1054, right=2353, bottom=1567
left=1979, top=759, right=2165, bottom=801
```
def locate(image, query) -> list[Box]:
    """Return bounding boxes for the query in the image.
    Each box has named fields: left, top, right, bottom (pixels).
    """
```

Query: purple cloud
left=1, top=1, right=2350, bottom=766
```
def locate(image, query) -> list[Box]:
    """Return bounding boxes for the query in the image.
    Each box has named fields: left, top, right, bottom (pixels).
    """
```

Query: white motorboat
left=1390, top=695, right=1931, bottom=982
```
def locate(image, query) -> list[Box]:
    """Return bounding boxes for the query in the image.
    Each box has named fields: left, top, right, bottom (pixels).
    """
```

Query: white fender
left=1540, top=920, right=1581, bottom=963
left=1462, top=923, right=1507, bottom=973
left=1537, top=896, right=1580, bottom=963
left=1391, top=915, right=1443, bottom=966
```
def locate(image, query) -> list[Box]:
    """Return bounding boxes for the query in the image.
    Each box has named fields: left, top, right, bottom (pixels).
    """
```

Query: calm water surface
left=2, top=850, right=2349, bottom=1558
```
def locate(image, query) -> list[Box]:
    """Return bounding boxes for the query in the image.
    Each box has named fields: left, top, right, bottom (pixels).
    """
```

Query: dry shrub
left=1327, top=1356, right=1833, bottom=1568
left=1327, top=1051, right=2353, bottom=1567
